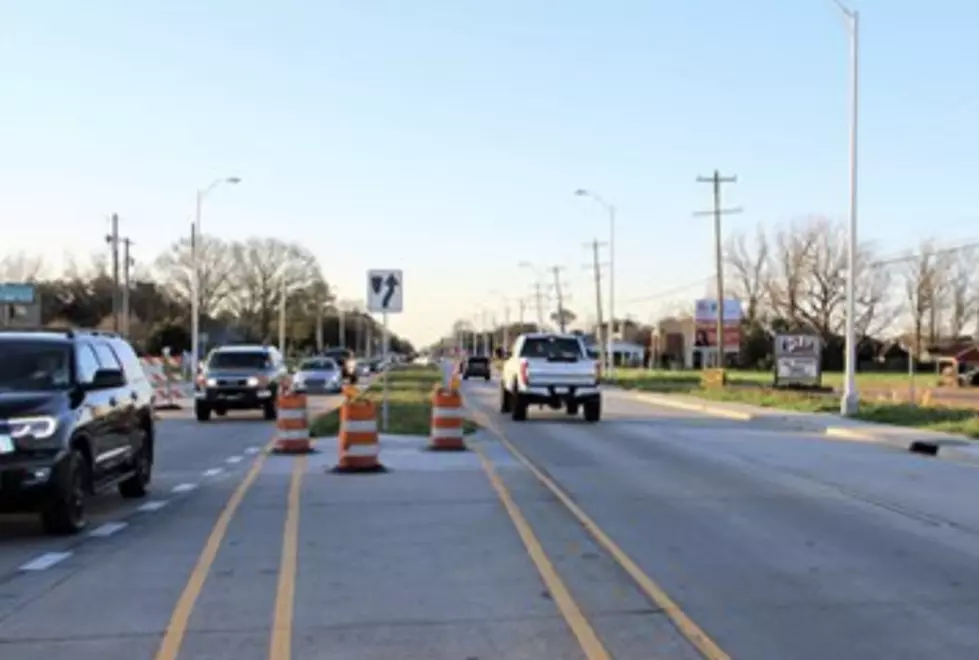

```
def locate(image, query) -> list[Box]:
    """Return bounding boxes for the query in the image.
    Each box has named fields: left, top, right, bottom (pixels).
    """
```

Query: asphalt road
left=4, top=378, right=979, bottom=659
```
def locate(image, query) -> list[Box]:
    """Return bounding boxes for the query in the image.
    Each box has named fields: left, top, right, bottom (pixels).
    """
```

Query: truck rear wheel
left=499, top=386, right=512, bottom=414
left=566, top=402, right=579, bottom=415
left=583, top=399, right=601, bottom=423
left=511, top=392, right=528, bottom=422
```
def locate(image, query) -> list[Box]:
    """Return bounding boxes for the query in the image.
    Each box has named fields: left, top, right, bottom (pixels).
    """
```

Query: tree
left=153, top=235, right=235, bottom=319
left=947, top=248, right=975, bottom=339
left=0, top=252, right=45, bottom=282
left=725, top=228, right=768, bottom=323
left=766, top=220, right=818, bottom=329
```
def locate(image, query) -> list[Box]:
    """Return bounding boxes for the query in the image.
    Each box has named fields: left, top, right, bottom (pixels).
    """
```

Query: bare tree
left=153, top=235, right=235, bottom=319
left=765, top=219, right=818, bottom=329
left=724, top=228, right=768, bottom=323
left=795, top=218, right=846, bottom=336
left=0, top=252, right=46, bottom=282
left=226, top=237, right=324, bottom=341
left=903, top=239, right=945, bottom=355
left=946, top=247, right=974, bottom=339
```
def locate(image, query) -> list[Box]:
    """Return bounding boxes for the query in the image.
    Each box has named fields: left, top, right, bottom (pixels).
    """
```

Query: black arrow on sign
left=370, top=275, right=383, bottom=295
left=382, top=273, right=399, bottom=308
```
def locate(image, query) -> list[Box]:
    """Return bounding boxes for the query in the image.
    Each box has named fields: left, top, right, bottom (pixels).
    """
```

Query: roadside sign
left=0, top=283, right=35, bottom=304
left=366, top=269, right=403, bottom=314
left=773, top=334, right=822, bottom=388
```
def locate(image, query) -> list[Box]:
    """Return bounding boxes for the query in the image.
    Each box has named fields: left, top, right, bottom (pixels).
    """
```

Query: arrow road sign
left=366, top=269, right=403, bottom=313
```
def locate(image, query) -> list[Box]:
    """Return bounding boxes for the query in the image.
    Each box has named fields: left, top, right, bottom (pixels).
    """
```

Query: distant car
left=0, top=328, right=154, bottom=534
left=322, top=348, right=358, bottom=384
left=292, top=357, right=344, bottom=394
left=195, top=345, right=289, bottom=421
left=463, top=356, right=491, bottom=381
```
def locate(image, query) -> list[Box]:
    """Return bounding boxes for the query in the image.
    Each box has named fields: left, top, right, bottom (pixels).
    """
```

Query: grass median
left=608, top=367, right=979, bottom=438
left=310, top=365, right=481, bottom=437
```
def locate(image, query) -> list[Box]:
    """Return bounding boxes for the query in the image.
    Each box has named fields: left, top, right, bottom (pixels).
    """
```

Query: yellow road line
left=153, top=439, right=275, bottom=660
left=472, top=442, right=612, bottom=660
left=269, top=455, right=306, bottom=660
left=467, top=400, right=731, bottom=660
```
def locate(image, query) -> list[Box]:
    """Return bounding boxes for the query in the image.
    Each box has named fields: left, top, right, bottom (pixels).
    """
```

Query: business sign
left=694, top=298, right=743, bottom=323
left=0, top=283, right=36, bottom=304
left=774, top=333, right=822, bottom=388
left=693, top=324, right=741, bottom=351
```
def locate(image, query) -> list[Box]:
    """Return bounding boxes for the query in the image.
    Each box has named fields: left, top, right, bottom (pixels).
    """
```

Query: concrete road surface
left=6, top=380, right=979, bottom=659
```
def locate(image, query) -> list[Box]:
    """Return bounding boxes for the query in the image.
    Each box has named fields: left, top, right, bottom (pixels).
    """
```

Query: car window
left=300, top=358, right=336, bottom=371
left=75, top=344, right=100, bottom=384
left=110, top=340, right=146, bottom=383
left=92, top=342, right=123, bottom=371
left=519, top=337, right=583, bottom=359
left=0, top=340, right=73, bottom=391
left=208, top=351, right=270, bottom=369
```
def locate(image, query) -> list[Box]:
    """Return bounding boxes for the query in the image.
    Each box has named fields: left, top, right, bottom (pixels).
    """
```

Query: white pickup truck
left=500, top=333, right=602, bottom=422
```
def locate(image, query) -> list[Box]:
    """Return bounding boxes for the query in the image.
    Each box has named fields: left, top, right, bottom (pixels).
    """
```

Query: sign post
left=366, top=269, right=403, bottom=433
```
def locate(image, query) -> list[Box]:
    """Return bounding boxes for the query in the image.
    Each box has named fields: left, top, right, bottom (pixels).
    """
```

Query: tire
left=500, top=386, right=513, bottom=414
left=511, top=391, right=528, bottom=422
left=119, top=440, right=152, bottom=499
left=263, top=399, right=277, bottom=421
left=566, top=402, right=580, bottom=415
left=484, top=375, right=490, bottom=381
left=195, top=403, right=211, bottom=422
left=583, top=399, right=601, bottom=423
left=214, top=408, right=227, bottom=417
left=463, top=374, right=469, bottom=380
left=41, top=449, right=88, bottom=535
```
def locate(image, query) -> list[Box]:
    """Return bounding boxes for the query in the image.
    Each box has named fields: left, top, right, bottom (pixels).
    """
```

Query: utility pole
left=518, top=298, right=526, bottom=327
left=533, top=282, right=546, bottom=330
left=502, top=303, right=511, bottom=354
left=695, top=170, right=741, bottom=369
left=121, top=238, right=134, bottom=337
left=105, top=213, right=120, bottom=332
left=278, top=278, right=287, bottom=355
left=338, top=305, right=346, bottom=348
left=550, top=266, right=568, bottom=333
left=315, top=295, right=324, bottom=353
left=584, top=239, right=608, bottom=372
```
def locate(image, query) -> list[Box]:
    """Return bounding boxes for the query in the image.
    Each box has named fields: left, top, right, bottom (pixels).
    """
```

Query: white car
left=291, top=357, right=344, bottom=394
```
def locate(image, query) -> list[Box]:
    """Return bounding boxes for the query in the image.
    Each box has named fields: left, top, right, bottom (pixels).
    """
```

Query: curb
left=625, top=391, right=755, bottom=421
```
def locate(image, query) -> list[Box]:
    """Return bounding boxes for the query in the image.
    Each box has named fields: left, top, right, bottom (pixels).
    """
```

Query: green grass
left=310, top=365, right=480, bottom=437
left=610, top=367, right=979, bottom=438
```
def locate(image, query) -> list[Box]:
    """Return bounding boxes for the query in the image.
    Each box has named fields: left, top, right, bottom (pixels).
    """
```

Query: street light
left=190, top=176, right=241, bottom=379
left=575, top=188, right=616, bottom=379
left=833, top=0, right=860, bottom=416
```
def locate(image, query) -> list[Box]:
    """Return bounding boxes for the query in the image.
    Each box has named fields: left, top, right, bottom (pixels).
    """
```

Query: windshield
left=207, top=351, right=270, bottom=370
left=519, top=337, right=583, bottom=360
left=300, top=358, right=336, bottom=371
left=0, top=340, right=72, bottom=391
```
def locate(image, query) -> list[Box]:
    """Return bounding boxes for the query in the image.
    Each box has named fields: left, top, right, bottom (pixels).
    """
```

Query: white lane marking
left=20, top=552, right=72, bottom=571
left=88, top=521, right=128, bottom=538
left=138, top=500, right=169, bottom=512
left=244, top=446, right=260, bottom=455
left=171, top=483, right=198, bottom=494
left=225, top=455, right=243, bottom=464
left=203, top=467, right=224, bottom=477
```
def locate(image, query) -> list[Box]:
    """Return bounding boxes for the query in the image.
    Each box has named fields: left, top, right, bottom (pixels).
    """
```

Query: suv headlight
left=206, top=377, right=218, bottom=387
left=246, top=376, right=260, bottom=387
left=9, top=416, right=58, bottom=440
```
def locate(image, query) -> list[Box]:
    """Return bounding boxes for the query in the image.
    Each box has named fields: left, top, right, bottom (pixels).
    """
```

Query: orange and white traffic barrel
left=272, top=391, right=313, bottom=454
left=429, top=387, right=466, bottom=451
left=334, top=398, right=384, bottom=472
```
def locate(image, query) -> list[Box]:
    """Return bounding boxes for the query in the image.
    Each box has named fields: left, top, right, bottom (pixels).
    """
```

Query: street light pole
left=189, top=176, right=240, bottom=380
left=836, top=1, right=860, bottom=416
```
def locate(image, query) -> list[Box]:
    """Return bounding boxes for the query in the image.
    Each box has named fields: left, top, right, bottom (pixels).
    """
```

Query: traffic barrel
left=272, top=391, right=314, bottom=454
left=428, top=386, right=466, bottom=451
left=333, top=397, right=384, bottom=473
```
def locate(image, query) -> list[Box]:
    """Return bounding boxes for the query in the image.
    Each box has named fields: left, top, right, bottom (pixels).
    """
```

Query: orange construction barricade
left=333, top=397, right=384, bottom=473
left=272, top=391, right=313, bottom=454
left=428, top=386, right=466, bottom=451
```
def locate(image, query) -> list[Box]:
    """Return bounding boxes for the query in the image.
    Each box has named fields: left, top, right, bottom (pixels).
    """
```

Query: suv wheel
left=263, top=399, right=277, bottom=421
left=119, top=442, right=151, bottom=498
left=195, top=402, right=211, bottom=422
left=41, top=449, right=88, bottom=535
left=511, top=389, right=528, bottom=422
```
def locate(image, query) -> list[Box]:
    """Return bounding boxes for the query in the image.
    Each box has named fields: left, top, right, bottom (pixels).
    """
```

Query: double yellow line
left=153, top=444, right=306, bottom=660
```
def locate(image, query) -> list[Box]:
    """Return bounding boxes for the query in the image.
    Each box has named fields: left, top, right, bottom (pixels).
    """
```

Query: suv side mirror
left=86, top=368, right=126, bottom=390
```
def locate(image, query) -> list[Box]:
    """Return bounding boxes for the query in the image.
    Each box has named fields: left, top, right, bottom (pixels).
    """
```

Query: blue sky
left=1, top=1, right=977, bottom=346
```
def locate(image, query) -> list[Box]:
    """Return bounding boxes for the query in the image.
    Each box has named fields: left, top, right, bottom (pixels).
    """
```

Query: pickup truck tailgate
left=526, top=358, right=595, bottom=386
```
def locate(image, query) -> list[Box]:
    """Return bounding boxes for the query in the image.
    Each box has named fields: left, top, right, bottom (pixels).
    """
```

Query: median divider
left=428, top=385, right=467, bottom=451
left=271, top=390, right=315, bottom=454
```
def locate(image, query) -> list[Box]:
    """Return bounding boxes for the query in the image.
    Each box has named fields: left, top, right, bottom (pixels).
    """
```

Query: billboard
left=774, top=333, right=822, bottom=388
left=694, top=298, right=742, bottom=351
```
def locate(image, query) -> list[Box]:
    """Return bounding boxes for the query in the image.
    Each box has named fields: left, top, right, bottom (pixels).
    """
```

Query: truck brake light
left=519, top=359, right=529, bottom=385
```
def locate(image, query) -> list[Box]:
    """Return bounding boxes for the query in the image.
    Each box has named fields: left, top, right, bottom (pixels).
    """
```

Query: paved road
left=5, top=379, right=979, bottom=659
left=463, top=379, right=979, bottom=659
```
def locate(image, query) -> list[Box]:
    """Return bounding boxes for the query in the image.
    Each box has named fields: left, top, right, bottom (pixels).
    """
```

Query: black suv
left=0, top=329, right=155, bottom=535
left=195, top=345, right=289, bottom=421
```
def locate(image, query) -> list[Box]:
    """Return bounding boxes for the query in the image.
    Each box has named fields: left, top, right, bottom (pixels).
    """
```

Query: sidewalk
left=608, top=387, right=979, bottom=463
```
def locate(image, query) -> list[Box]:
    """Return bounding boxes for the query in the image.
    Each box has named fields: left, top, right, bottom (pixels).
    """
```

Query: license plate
left=0, top=434, right=13, bottom=454
left=553, top=387, right=568, bottom=395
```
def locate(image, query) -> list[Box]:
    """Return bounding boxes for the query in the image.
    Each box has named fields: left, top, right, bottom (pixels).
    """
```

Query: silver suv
left=194, top=345, right=289, bottom=421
